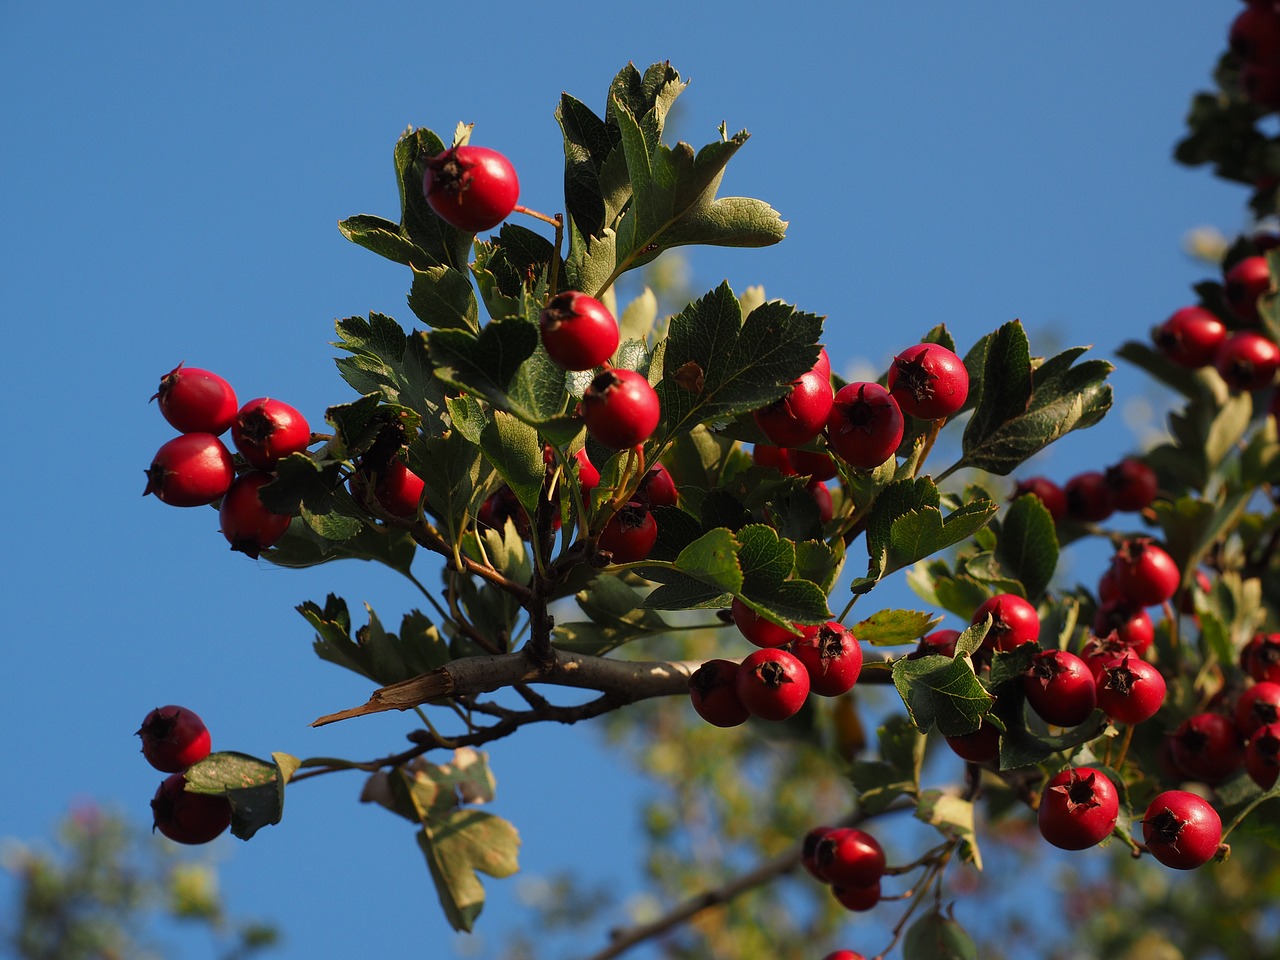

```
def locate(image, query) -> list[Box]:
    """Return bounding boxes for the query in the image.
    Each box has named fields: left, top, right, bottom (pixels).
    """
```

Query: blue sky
left=0, top=3, right=1247, bottom=958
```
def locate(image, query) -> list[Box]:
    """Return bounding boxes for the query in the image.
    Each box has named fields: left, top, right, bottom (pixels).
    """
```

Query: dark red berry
left=807, top=479, right=834, bottom=523
left=753, top=444, right=796, bottom=475
left=1231, top=6, right=1280, bottom=62
left=1037, top=767, right=1119, bottom=851
left=636, top=464, right=676, bottom=506
left=689, top=659, right=750, bottom=728
left=1096, top=654, right=1165, bottom=725
left=911, top=628, right=961, bottom=660
left=580, top=369, right=660, bottom=449
left=219, top=472, right=293, bottom=558
left=1023, top=650, right=1098, bottom=727
left=1215, top=330, right=1280, bottom=392
left=1105, top=458, right=1158, bottom=512
left=825, top=382, right=904, bottom=470
left=423, top=144, right=519, bottom=233
left=730, top=597, right=807, bottom=648
left=802, top=825, right=834, bottom=880
left=790, top=447, right=838, bottom=481
left=1112, top=538, right=1180, bottom=607
left=814, top=827, right=885, bottom=887
left=1243, top=60, right=1280, bottom=110
left=539, top=291, right=620, bottom=371
left=886, top=343, right=969, bottom=420
left=137, top=706, right=212, bottom=773
left=373, top=459, right=427, bottom=517
left=1170, top=713, right=1243, bottom=784
left=945, top=719, right=1001, bottom=764
left=1013, top=476, right=1067, bottom=522
left=793, top=622, right=863, bottom=697
left=151, top=773, right=232, bottom=845
left=1234, top=681, right=1280, bottom=737
left=754, top=367, right=835, bottom=448
left=1064, top=471, right=1114, bottom=523
left=152, top=364, right=238, bottom=436
left=143, top=434, right=234, bottom=507
left=1245, top=722, right=1280, bottom=789
left=735, top=648, right=810, bottom=720
left=597, top=502, right=657, bottom=563
left=231, top=398, right=311, bottom=470
left=831, top=881, right=881, bottom=913
left=1142, top=791, right=1222, bottom=870
left=1090, top=604, right=1154, bottom=657
left=1225, top=256, right=1274, bottom=324
left=1243, top=632, right=1280, bottom=683
left=971, top=594, right=1040, bottom=653
left=1153, top=306, right=1227, bottom=368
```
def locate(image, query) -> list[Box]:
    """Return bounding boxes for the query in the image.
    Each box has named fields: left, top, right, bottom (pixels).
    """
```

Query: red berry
left=688, top=659, right=750, bottom=728
left=1231, top=6, right=1280, bottom=61
left=730, top=597, right=808, bottom=648
left=802, top=825, right=834, bottom=880
left=597, top=502, right=658, bottom=563
left=1090, top=604, right=1154, bottom=657
left=539, top=291, right=620, bottom=371
left=831, top=881, right=881, bottom=913
left=911, top=628, right=961, bottom=660
left=822, top=952, right=868, bottom=960
left=580, top=369, right=660, bottom=449
left=790, top=448, right=838, bottom=481
left=793, top=622, right=863, bottom=697
left=1105, top=458, right=1158, bottom=512
left=753, top=370, right=835, bottom=447
left=945, top=719, right=1001, bottom=764
left=373, top=459, right=427, bottom=517
left=813, top=347, right=832, bottom=382
left=636, top=464, right=677, bottom=507
left=971, top=594, right=1040, bottom=653
left=573, top=448, right=601, bottom=492
left=232, top=398, right=311, bottom=469
left=1244, top=632, right=1280, bottom=683
left=1215, top=330, right=1280, bottom=392
left=1013, top=476, right=1067, bottom=522
left=1234, top=681, right=1280, bottom=736
left=1153, top=306, right=1227, bottom=368
left=1170, top=713, right=1243, bottom=784
left=1023, top=650, right=1098, bottom=727
left=1096, top=654, right=1165, bottom=725
left=825, top=382, right=904, bottom=469
left=1112, top=538, right=1180, bottom=607
left=152, top=364, right=238, bottom=436
left=1037, top=767, right=1119, bottom=851
left=422, top=144, right=519, bottom=233
left=1142, top=791, right=1222, bottom=870
left=219, top=472, right=293, bottom=558
left=814, top=827, right=885, bottom=887
left=886, top=343, right=969, bottom=420
left=807, top=479, right=834, bottom=523
left=143, top=433, right=234, bottom=507
left=1245, top=722, right=1280, bottom=788
left=735, top=648, right=810, bottom=720
left=137, top=706, right=212, bottom=773
left=151, top=773, right=232, bottom=845
left=1242, top=60, right=1280, bottom=110
left=753, top=444, right=796, bottom=475
left=1064, top=471, right=1114, bottom=523
left=1225, top=256, right=1274, bottom=324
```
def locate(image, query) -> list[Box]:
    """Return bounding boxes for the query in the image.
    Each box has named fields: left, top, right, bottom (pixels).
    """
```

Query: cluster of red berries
left=801, top=824, right=887, bottom=914
left=145, top=364, right=310, bottom=558
left=1015, top=455, right=1159, bottom=527
left=137, top=705, right=230, bottom=845
left=1231, top=4, right=1280, bottom=110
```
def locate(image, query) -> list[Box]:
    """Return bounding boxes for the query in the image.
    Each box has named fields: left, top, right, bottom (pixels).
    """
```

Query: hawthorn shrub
left=141, top=15, right=1280, bottom=958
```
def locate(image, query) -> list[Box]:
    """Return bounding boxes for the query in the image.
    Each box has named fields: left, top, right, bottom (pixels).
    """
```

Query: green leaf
left=916, top=791, right=982, bottom=870
left=408, top=265, right=479, bottom=333
left=300, top=598, right=446, bottom=685
left=183, top=751, right=298, bottom=841
left=418, top=809, right=520, bottom=934
left=850, top=715, right=925, bottom=814
left=640, top=528, right=743, bottom=609
left=333, top=313, right=448, bottom=429
left=998, top=714, right=1107, bottom=771
left=479, top=412, right=544, bottom=517
left=554, top=576, right=677, bottom=653
left=854, top=609, right=943, bottom=646
left=892, top=654, right=994, bottom=737
left=426, top=318, right=539, bottom=409
left=998, top=494, right=1060, bottom=599
left=265, top=519, right=418, bottom=573
left=903, top=909, right=978, bottom=960
left=866, top=477, right=998, bottom=579
left=409, top=431, right=494, bottom=546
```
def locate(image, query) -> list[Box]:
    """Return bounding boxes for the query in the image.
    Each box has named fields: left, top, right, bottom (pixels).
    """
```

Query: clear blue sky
left=0, top=3, right=1245, bottom=958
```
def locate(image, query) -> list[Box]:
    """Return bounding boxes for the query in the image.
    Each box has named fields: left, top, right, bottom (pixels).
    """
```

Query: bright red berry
left=753, top=369, right=835, bottom=447
left=887, top=343, right=969, bottom=420
left=1037, top=767, right=1119, bottom=851
left=137, top=706, right=212, bottom=773
left=971, top=594, right=1040, bottom=653
left=814, top=827, right=885, bottom=887
left=1023, top=650, right=1098, bottom=727
left=597, top=502, right=657, bottom=563
left=231, top=398, right=311, bottom=470
left=580, top=369, right=660, bottom=449
left=753, top=444, right=796, bottom=475
left=143, top=433, right=234, bottom=507
left=793, top=622, right=863, bottom=697
left=825, top=382, right=904, bottom=470
left=1243, top=632, right=1280, bottom=683
left=1215, top=330, right=1280, bottom=392
left=1142, top=791, right=1222, bottom=870
left=807, top=479, right=835, bottom=523
left=1090, top=604, right=1154, bottom=657
left=1096, top=654, right=1165, bottom=725
left=735, top=648, right=810, bottom=720
left=1234, top=681, right=1280, bottom=736
left=636, top=464, right=677, bottom=507
left=219, top=472, right=293, bottom=558
left=1013, top=476, right=1067, bottom=522
left=822, top=952, right=868, bottom=960
left=1170, top=713, right=1243, bottom=784
left=1153, top=306, right=1227, bottom=368
left=1064, top=471, right=1114, bottom=523
left=790, top=447, right=838, bottom=481
left=1105, top=458, right=1158, bottom=512
left=730, top=597, right=808, bottom=648
left=1225, top=256, right=1274, bottom=324
left=373, top=459, right=427, bottom=517
left=945, top=719, right=1001, bottom=764
left=539, top=291, right=620, bottom=371
left=813, top=347, right=832, bottom=382
left=422, top=144, right=519, bottom=233
left=1245, top=722, right=1280, bottom=789
left=1112, top=538, right=1180, bottom=607
left=688, top=659, right=750, bottom=728
left=151, top=773, right=232, bottom=845
left=152, top=364, right=238, bottom=436
left=831, top=881, right=881, bottom=913
left=911, top=628, right=961, bottom=660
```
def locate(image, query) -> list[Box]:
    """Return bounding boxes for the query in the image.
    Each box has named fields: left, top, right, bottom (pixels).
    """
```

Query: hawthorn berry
left=1224, top=254, right=1273, bottom=324
left=1243, top=60, right=1280, bottom=110
left=232, top=398, right=311, bottom=470
left=945, top=719, right=1001, bottom=764
left=137, top=706, right=212, bottom=773
left=151, top=773, right=232, bottom=845
left=813, top=827, right=885, bottom=887
left=752, top=443, right=795, bottom=475
left=1170, top=713, right=1243, bottom=784
left=1234, top=681, right=1280, bottom=736
left=1096, top=654, right=1166, bottom=725
left=1231, top=5, right=1280, bottom=62
left=372, top=459, right=428, bottom=517
left=911, top=628, right=961, bottom=660
left=825, top=382, right=904, bottom=470
left=219, top=472, right=293, bottom=558
left=1023, top=650, right=1098, bottom=727
left=477, top=486, right=540, bottom=540
left=1214, top=330, right=1280, bottom=392
left=1243, top=632, right=1280, bottom=683
left=1142, top=791, right=1222, bottom=870
left=730, top=597, right=806, bottom=648
left=688, top=659, right=750, bottom=728
left=793, top=622, right=863, bottom=697
left=735, top=648, right=810, bottom=720
left=1064, top=471, right=1114, bottom=523
left=143, top=433, right=234, bottom=507
left=1037, top=767, right=1119, bottom=851
left=1090, top=604, right=1155, bottom=657
left=422, top=144, right=519, bottom=233
left=802, top=825, right=834, bottom=880
left=636, top=464, right=677, bottom=507
left=971, top=593, right=1040, bottom=653
left=580, top=369, right=660, bottom=449
left=152, top=364, right=238, bottom=436
left=539, top=291, right=619, bottom=371
left=886, top=342, right=969, bottom=420
left=1112, top=538, right=1180, bottom=607
left=790, top=447, right=838, bottom=481
left=1105, top=458, right=1158, bottom=512
left=754, top=369, right=835, bottom=447
left=597, top=502, right=657, bottom=563
left=831, top=881, right=881, bottom=913
left=1013, top=476, right=1067, bottom=523
left=1245, top=722, right=1280, bottom=789
left=822, top=953, right=868, bottom=960
left=1152, top=306, right=1227, bottom=368
left=807, top=479, right=835, bottom=523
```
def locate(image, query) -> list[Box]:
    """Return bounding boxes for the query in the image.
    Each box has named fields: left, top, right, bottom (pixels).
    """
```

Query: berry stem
left=512, top=204, right=562, bottom=228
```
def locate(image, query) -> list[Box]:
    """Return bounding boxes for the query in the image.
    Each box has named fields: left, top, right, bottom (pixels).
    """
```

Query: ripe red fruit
left=1096, top=654, right=1166, bottom=725
left=886, top=343, right=969, bottom=420
left=971, top=594, right=1040, bottom=653
left=1231, top=6, right=1280, bottom=62
left=1225, top=255, right=1274, bottom=325
left=1112, top=538, right=1180, bottom=607
left=1037, top=767, right=1119, bottom=851
left=143, top=433, right=234, bottom=507
left=1142, top=791, right=1222, bottom=870
left=373, top=459, right=427, bottom=517
left=911, top=628, right=961, bottom=660
left=152, top=364, right=238, bottom=436
left=753, top=369, right=835, bottom=447
left=580, top=369, right=660, bottom=449
left=1243, top=632, right=1280, bottom=683
left=1090, top=604, right=1154, bottom=657
left=825, top=382, right=904, bottom=469
left=945, top=719, right=1001, bottom=764
left=1023, top=650, right=1097, bottom=727
left=1152, top=306, right=1227, bottom=368
left=790, top=447, right=838, bottom=481
left=807, top=479, right=834, bottom=523
left=802, top=825, right=834, bottom=880
left=219, top=472, right=293, bottom=558
left=1064, top=471, right=1114, bottom=523
left=1245, top=722, right=1280, bottom=788
left=1105, top=458, right=1158, bottom=512
left=1215, top=330, right=1280, bottom=392
left=1242, top=60, right=1280, bottom=110
left=730, top=597, right=806, bottom=648
left=597, top=502, right=657, bottom=563
left=573, top=448, right=601, bottom=492
left=232, top=398, right=311, bottom=469
left=422, top=144, right=519, bottom=233
left=752, top=444, right=796, bottom=475
left=539, top=291, right=620, bottom=371
left=814, top=827, right=885, bottom=887
left=1170, top=713, right=1243, bottom=784
left=151, top=773, right=232, bottom=845
left=831, top=881, right=881, bottom=913
left=1013, top=476, right=1067, bottom=523
left=1234, top=681, right=1280, bottom=736
left=137, top=706, right=212, bottom=773
left=688, top=659, right=750, bottom=728
left=636, top=464, right=677, bottom=507
left=793, top=622, right=863, bottom=697
left=735, top=648, right=810, bottom=720
left=822, top=952, right=868, bottom=960
left=813, top=347, right=832, bottom=382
